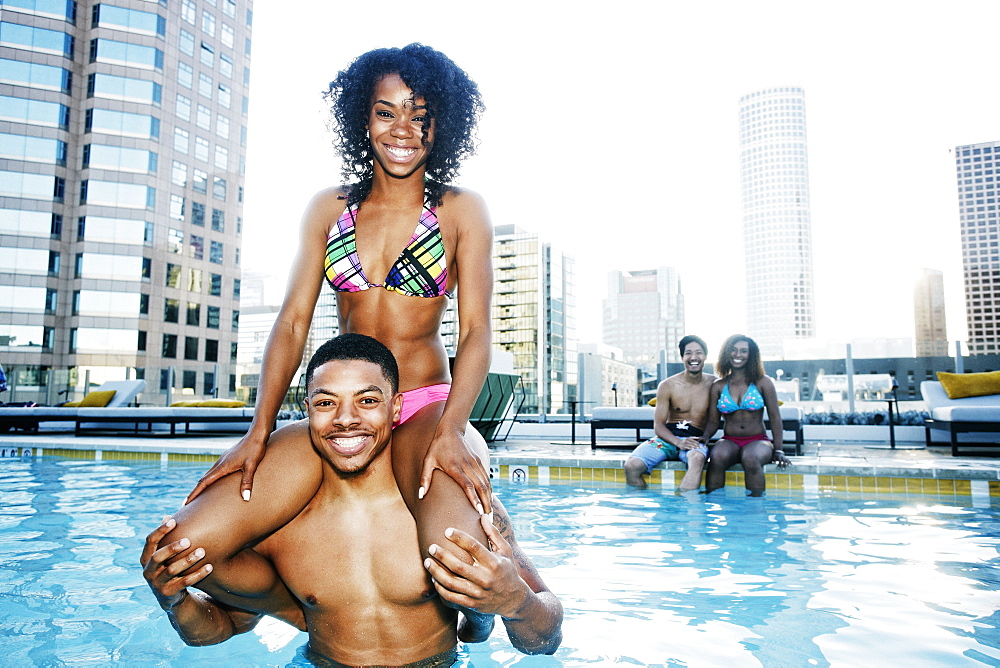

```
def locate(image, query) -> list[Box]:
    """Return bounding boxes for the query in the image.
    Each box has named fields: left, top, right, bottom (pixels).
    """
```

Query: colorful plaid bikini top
left=324, top=194, right=452, bottom=298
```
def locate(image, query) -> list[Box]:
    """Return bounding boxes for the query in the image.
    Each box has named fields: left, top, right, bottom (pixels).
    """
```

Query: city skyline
left=240, top=1, right=998, bottom=355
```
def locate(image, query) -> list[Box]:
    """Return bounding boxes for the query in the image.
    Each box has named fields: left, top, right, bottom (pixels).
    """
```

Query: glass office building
left=602, top=267, right=685, bottom=369
left=0, top=0, right=252, bottom=403
left=492, top=224, right=576, bottom=415
left=956, top=140, right=1000, bottom=355
left=738, top=86, right=816, bottom=359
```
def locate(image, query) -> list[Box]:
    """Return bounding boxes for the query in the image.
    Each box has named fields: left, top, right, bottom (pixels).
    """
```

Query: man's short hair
left=678, top=335, right=708, bottom=357
left=305, top=334, right=400, bottom=394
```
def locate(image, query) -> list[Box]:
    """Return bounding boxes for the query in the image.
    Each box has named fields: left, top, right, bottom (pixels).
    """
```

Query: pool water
left=1, top=456, right=999, bottom=667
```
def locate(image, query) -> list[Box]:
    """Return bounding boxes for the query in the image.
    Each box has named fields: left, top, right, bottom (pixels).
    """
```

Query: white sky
left=240, top=0, right=999, bottom=355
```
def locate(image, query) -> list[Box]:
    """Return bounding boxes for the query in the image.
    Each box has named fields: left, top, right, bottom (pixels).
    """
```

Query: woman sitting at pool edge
left=701, top=334, right=791, bottom=496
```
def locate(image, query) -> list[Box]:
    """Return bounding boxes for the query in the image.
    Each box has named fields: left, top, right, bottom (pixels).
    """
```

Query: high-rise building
left=602, top=267, right=684, bottom=369
left=738, top=87, right=816, bottom=358
left=1, top=0, right=252, bottom=404
left=914, top=268, right=948, bottom=357
left=492, top=224, right=576, bottom=415
left=956, top=141, right=1000, bottom=355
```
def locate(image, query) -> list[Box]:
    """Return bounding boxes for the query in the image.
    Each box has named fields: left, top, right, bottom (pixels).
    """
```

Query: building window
left=211, top=208, right=224, bottom=232
left=178, top=62, right=193, bottom=88
left=169, top=194, right=184, bottom=220
left=202, top=12, right=216, bottom=37
left=193, top=169, right=207, bottom=194
left=191, top=201, right=205, bottom=226
left=176, top=93, right=191, bottom=121
left=184, top=336, right=199, bottom=360
left=205, top=339, right=219, bottom=362
left=165, top=262, right=181, bottom=288
left=162, top=333, right=177, bottom=358
left=195, top=106, right=210, bottom=133
left=207, top=305, right=220, bottom=328
left=190, top=234, right=204, bottom=259
left=173, top=127, right=189, bottom=153
left=209, top=240, right=223, bottom=264
left=200, top=42, right=214, bottom=68
left=195, top=136, right=210, bottom=162
left=189, top=267, right=202, bottom=292
left=181, top=0, right=196, bottom=24
left=198, top=73, right=213, bottom=99
left=182, top=369, right=197, bottom=390
left=164, top=298, right=179, bottom=322
left=171, top=160, right=187, bottom=187
left=203, top=370, right=216, bottom=394
left=186, top=302, right=201, bottom=326
left=213, top=177, right=226, bottom=200
left=168, top=227, right=183, bottom=254
left=210, top=274, right=222, bottom=296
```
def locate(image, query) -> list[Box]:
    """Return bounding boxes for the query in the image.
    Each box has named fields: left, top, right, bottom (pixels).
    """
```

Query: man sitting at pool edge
left=625, top=335, right=716, bottom=491
left=141, top=334, right=563, bottom=665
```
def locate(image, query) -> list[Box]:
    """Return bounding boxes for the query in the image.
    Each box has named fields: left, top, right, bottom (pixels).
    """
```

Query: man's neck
left=681, top=369, right=704, bottom=384
left=319, top=443, right=399, bottom=500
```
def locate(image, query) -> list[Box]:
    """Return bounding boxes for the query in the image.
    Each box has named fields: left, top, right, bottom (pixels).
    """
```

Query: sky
left=239, top=0, right=1000, bottom=356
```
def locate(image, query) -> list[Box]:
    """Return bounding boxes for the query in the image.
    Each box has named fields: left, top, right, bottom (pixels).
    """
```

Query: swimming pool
left=1, top=456, right=999, bottom=666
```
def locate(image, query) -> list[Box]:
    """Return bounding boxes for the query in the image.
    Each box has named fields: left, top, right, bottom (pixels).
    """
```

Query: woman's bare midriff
left=336, top=290, right=452, bottom=392
left=722, top=409, right=767, bottom=438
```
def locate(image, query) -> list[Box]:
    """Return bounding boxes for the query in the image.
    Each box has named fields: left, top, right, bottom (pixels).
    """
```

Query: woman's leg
left=390, top=403, right=489, bottom=559
left=705, top=439, right=740, bottom=492
left=740, top=441, right=774, bottom=496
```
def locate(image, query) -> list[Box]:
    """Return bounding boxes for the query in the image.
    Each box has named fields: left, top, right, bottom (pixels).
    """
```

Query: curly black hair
left=324, top=43, right=484, bottom=207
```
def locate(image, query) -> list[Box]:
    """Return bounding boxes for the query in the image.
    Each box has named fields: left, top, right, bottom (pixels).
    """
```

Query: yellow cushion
left=647, top=397, right=657, bottom=407
left=78, top=390, right=116, bottom=407
left=62, top=400, right=82, bottom=407
left=197, top=399, right=246, bottom=408
left=937, top=370, right=1000, bottom=399
left=170, top=401, right=201, bottom=407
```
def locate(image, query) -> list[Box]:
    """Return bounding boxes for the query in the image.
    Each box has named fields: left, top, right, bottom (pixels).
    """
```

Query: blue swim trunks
left=628, top=422, right=707, bottom=473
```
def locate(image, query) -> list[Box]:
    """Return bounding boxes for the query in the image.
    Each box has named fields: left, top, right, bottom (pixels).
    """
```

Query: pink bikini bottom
left=724, top=433, right=771, bottom=448
left=396, top=383, right=451, bottom=427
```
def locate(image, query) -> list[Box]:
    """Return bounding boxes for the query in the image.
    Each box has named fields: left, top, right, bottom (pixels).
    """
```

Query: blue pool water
left=1, top=456, right=999, bottom=666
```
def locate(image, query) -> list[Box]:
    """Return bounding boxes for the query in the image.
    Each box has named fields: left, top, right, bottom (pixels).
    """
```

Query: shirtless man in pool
left=624, top=335, right=716, bottom=491
left=141, top=334, right=562, bottom=665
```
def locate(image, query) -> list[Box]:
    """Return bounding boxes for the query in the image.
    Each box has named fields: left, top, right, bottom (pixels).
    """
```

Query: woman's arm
left=759, top=376, right=786, bottom=458
left=759, top=376, right=783, bottom=451
left=186, top=189, right=345, bottom=502
left=418, top=189, right=495, bottom=512
left=701, top=382, right=723, bottom=444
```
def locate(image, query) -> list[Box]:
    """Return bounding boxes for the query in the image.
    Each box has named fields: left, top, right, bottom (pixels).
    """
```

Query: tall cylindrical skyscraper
left=738, top=87, right=816, bottom=358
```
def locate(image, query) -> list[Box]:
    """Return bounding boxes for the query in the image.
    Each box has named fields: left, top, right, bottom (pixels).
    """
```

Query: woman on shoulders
left=186, top=44, right=494, bottom=537
left=701, top=334, right=791, bottom=496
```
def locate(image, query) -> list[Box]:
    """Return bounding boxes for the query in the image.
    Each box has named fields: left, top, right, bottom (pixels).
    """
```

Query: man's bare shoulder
left=266, top=419, right=315, bottom=453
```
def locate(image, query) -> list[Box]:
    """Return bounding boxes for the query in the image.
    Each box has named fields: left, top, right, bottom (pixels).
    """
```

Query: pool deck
left=2, top=427, right=1000, bottom=498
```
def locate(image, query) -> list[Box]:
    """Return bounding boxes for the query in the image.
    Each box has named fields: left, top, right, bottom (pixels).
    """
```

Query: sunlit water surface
left=1, top=457, right=999, bottom=666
